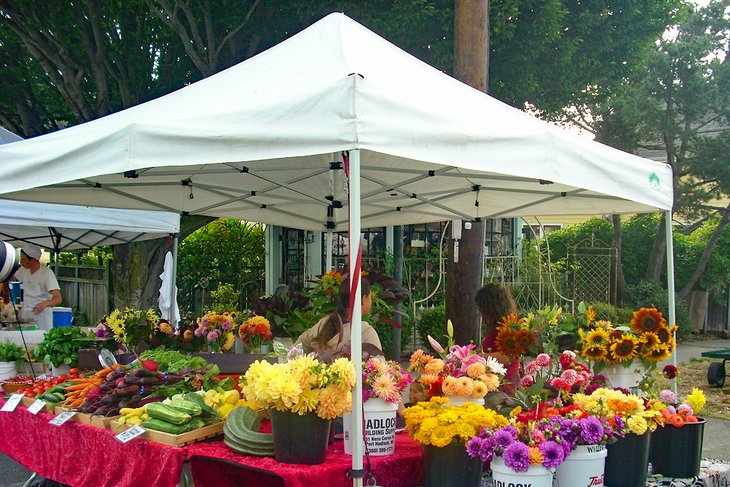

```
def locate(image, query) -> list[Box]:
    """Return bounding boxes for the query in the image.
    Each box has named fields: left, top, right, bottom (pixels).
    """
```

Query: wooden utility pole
left=447, top=0, right=489, bottom=346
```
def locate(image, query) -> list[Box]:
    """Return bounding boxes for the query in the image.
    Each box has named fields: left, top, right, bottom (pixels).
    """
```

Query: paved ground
left=2, top=337, right=729, bottom=486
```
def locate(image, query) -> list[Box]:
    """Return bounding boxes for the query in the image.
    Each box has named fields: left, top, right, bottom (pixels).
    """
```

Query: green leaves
left=32, top=326, right=90, bottom=368
left=0, top=342, right=27, bottom=363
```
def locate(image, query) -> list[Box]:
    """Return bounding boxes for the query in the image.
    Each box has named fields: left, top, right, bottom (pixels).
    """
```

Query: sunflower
left=631, top=307, right=666, bottom=334
left=497, top=313, right=525, bottom=331
left=585, top=306, right=597, bottom=324
left=581, top=345, right=608, bottom=361
left=643, top=344, right=672, bottom=362
left=638, top=332, right=661, bottom=353
left=654, top=324, right=677, bottom=344
left=609, top=334, right=640, bottom=362
left=580, top=328, right=611, bottom=348
left=514, top=330, right=535, bottom=355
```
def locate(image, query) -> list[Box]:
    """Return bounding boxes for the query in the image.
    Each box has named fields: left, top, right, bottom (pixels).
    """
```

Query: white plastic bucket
left=603, top=363, right=645, bottom=394
left=491, top=456, right=554, bottom=487
left=443, top=395, right=485, bottom=407
left=555, top=444, right=607, bottom=487
left=0, top=361, right=17, bottom=380
left=51, top=307, right=73, bottom=327
left=51, top=363, right=71, bottom=376
left=344, top=397, right=399, bottom=456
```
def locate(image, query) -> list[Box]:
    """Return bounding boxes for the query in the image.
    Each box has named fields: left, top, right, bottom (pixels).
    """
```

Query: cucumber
left=183, top=393, right=219, bottom=419
left=146, top=402, right=191, bottom=425
left=142, top=418, right=188, bottom=435
left=168, top=399, right=202, bottom=417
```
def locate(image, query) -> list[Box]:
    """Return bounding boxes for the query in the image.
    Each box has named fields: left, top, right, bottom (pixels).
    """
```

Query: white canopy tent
left=0, top=13, right=675, bottom=485
left=0, top=198, right=180, bottom=252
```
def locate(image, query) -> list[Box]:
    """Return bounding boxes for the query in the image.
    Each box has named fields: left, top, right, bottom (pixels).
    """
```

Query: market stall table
left=0, top=399, right=423, bottom=487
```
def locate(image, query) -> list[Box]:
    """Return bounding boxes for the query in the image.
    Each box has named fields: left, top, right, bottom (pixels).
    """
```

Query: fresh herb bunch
left=0, top=341, right=26, bottom=363
left=32, top=326, right=90, bottom=367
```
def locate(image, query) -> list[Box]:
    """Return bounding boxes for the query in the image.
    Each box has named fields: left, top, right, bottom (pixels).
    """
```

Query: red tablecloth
left=0, top=402, right=187, bottom=487
left=187, top=435, right=423, bottom=487
left=0, top=400, right=423, bottom=487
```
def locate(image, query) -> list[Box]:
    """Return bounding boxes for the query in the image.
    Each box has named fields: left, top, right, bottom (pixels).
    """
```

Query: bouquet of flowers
left=409, top=321, right=506, bottom=400
left=239, top=354, right=356, bottom=419
left=403, top=396, right=508, bottom=447
left=362, top=357, right=413, bottom=403
left=195, top=311, right=236, bottom=352
left=656, top=388, right=706, bottom=427
left=238, top=315, right=273, bottom=353
left=102, top=307, right=161, bottom=351
left=578, top=306, right=676, bottom=371
left=467, top=418, right=571, bottom=471
left=493, top=305, right=569, bottom=359
left=571, top=387, right=663, bottom=436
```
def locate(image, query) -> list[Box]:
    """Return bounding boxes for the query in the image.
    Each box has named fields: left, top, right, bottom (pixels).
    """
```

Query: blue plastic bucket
left=52, top=307, right=73, bottom=327
left=8, top=281, right=21, bottom=303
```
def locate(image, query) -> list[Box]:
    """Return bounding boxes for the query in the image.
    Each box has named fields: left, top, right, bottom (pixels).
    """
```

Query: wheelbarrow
left=700, top=349, right=729, bottom=387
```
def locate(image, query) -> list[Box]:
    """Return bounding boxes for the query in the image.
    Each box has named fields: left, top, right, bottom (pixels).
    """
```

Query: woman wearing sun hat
left=13, top=244, right=63, bottom=330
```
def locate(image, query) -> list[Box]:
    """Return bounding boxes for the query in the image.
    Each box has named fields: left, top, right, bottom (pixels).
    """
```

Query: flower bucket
left=443, top=395, right=485, bottom=407
left=649, top=419, right=705, bottom=478
left=422, top=443, right=482, bottom=487
left=490, top=456, right=554, bottom=487
left=555, top=444, right=607, bottom=487
left=268, top=409, right=331, bottom=464
left=605, top=432, right=651, bottom=487
left=603, top=363, right=645, bottom=394
left=51, top=307, right=73, bottom=328
left=344, top=398, right=399, bottom=456
left=0, top=361, right=17, bottom=381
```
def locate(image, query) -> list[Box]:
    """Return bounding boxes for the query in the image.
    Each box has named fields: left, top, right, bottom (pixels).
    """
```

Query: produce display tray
left=20, top=396, right=54, bottom=413
left=54, top=406, right=93, bottom=425
left=111, top=419, right=224, bottom=447
left=90, top=414, right=120, bottom=429
left=2, top=382, right=31, bottom=395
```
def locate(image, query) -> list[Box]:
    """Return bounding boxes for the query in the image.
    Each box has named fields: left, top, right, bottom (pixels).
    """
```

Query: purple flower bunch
left=94, top=320, right=114, bottom=338
left=549, top=415, right=621, bottom=450
left=467, top=419, right=570, bottom=472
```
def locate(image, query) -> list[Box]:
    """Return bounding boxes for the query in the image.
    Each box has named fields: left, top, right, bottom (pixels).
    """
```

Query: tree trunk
left=612, top=214, right=630, bottom=304
left=645, top=215, right=666, bottom=282
left=447, top=0, right=488, bottom=346
left=111, top=215, right=214, bottom=311
left=679, top=204, right=730, bottom=300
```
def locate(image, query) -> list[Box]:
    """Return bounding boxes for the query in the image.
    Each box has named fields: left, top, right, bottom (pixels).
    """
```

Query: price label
left=115, top=425, right=145, bottom=444
left=49, top=411, right=76, bottom=426
left=27, top=399, right=46, bottom=415
left=1, top=394, right=23, bottom=412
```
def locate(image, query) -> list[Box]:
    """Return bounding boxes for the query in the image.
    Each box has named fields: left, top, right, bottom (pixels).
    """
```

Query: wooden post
left=447, top=0, right=489, bottom=346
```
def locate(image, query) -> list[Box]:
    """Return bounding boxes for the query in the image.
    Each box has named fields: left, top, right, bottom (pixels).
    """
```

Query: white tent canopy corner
left=0, top=13, right=675, bottom=486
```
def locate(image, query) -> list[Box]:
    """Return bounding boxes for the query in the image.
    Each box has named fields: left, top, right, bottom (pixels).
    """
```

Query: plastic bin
left=51, top=307, right=73, bottom=327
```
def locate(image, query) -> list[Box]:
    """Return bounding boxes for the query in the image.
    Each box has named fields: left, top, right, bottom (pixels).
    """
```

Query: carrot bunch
left=62, top=364, right=122, bottom=409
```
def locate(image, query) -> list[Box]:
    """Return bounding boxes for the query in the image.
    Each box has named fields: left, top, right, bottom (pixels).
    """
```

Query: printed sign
left=49, top=411, right=76, bottom=426
left=115, top=425, right=145, bottom=444
left=1, top=394, right=23, bottom=412
left=27, top=400, right=46, bottom=415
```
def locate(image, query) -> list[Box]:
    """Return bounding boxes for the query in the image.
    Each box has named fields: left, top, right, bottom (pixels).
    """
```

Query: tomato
left=69, top=368, right=79, bottom=376
left=25, top=391, right=36, bottom=398
left=43, top=383, right=52, bottom=391
left=57, top=374, right=67, bottom=381
left=32, top=387, right=43, bottom=395
left=17, top=388, right=27, bottom=394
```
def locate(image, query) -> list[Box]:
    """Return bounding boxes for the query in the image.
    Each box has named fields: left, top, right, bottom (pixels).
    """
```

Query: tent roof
left=0, top=13, right=673, bottom=230
left=0, top=199, right=180, bottom=252
left=0, top=126, right=22, bottom=144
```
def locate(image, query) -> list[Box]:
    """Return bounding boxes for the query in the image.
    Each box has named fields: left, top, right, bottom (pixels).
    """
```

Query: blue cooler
left=8, top=281, right=21, bottom=303
left=51, top=307, right=73, bottom=327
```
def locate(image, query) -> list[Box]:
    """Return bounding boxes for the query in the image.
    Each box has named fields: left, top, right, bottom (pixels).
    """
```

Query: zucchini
left=146, top=402, right=191, bottom=425
left=186, top=417, right=206, bottom=431
left=184, top=393, right=219, bottom=419
left=168, top=399, right=202, bottom=417
left=142, top=418, right=188, bottom=435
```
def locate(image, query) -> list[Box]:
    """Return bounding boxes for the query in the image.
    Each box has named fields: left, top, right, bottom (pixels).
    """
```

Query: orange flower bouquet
left=238, top=315, right=273, bottom=353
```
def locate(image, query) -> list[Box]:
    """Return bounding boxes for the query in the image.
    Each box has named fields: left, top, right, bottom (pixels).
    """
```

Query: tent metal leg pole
left=326, top=230, right=333, bottom=272
left=348, top=149, right=364, bottom=487
left=171, top=233, right=179, bottom=327
left=665, top=210, right=677, bottom=397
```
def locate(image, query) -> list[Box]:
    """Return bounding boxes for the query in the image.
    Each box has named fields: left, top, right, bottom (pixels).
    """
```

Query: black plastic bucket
left=649, top=419, right=705, bottom=478
left=268, top=409, right=331, bottom=465
left=605, top=432, right=651, bottom=487
left=422, top=442, right=482, bottom=487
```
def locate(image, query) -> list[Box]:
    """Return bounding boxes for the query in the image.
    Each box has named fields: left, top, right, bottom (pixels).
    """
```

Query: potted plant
left=403, top=396, right=508, bottom=487
left=238, top=315, right=273, bottom=353
left=343, top=358, right=413, bottom=456
left=467, top=417, right=569, bottom=487
left=0, top=341, right=27, bottom=380
left=408, top=321, right=506, bottom=405
left=649, top=387, right=707, bottom=478
left=32, top=326, right=90, bottom=375
left=239, top=351, right=356, bottom=465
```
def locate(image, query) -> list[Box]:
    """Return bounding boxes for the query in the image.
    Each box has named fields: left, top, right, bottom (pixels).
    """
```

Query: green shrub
left=373, top=313, right=413, bottom=360
left=588, top=302, right=634, bottom=324
left=625, top=280, right=693, bottom=338
left=415, top=305, right=446, bottom=353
